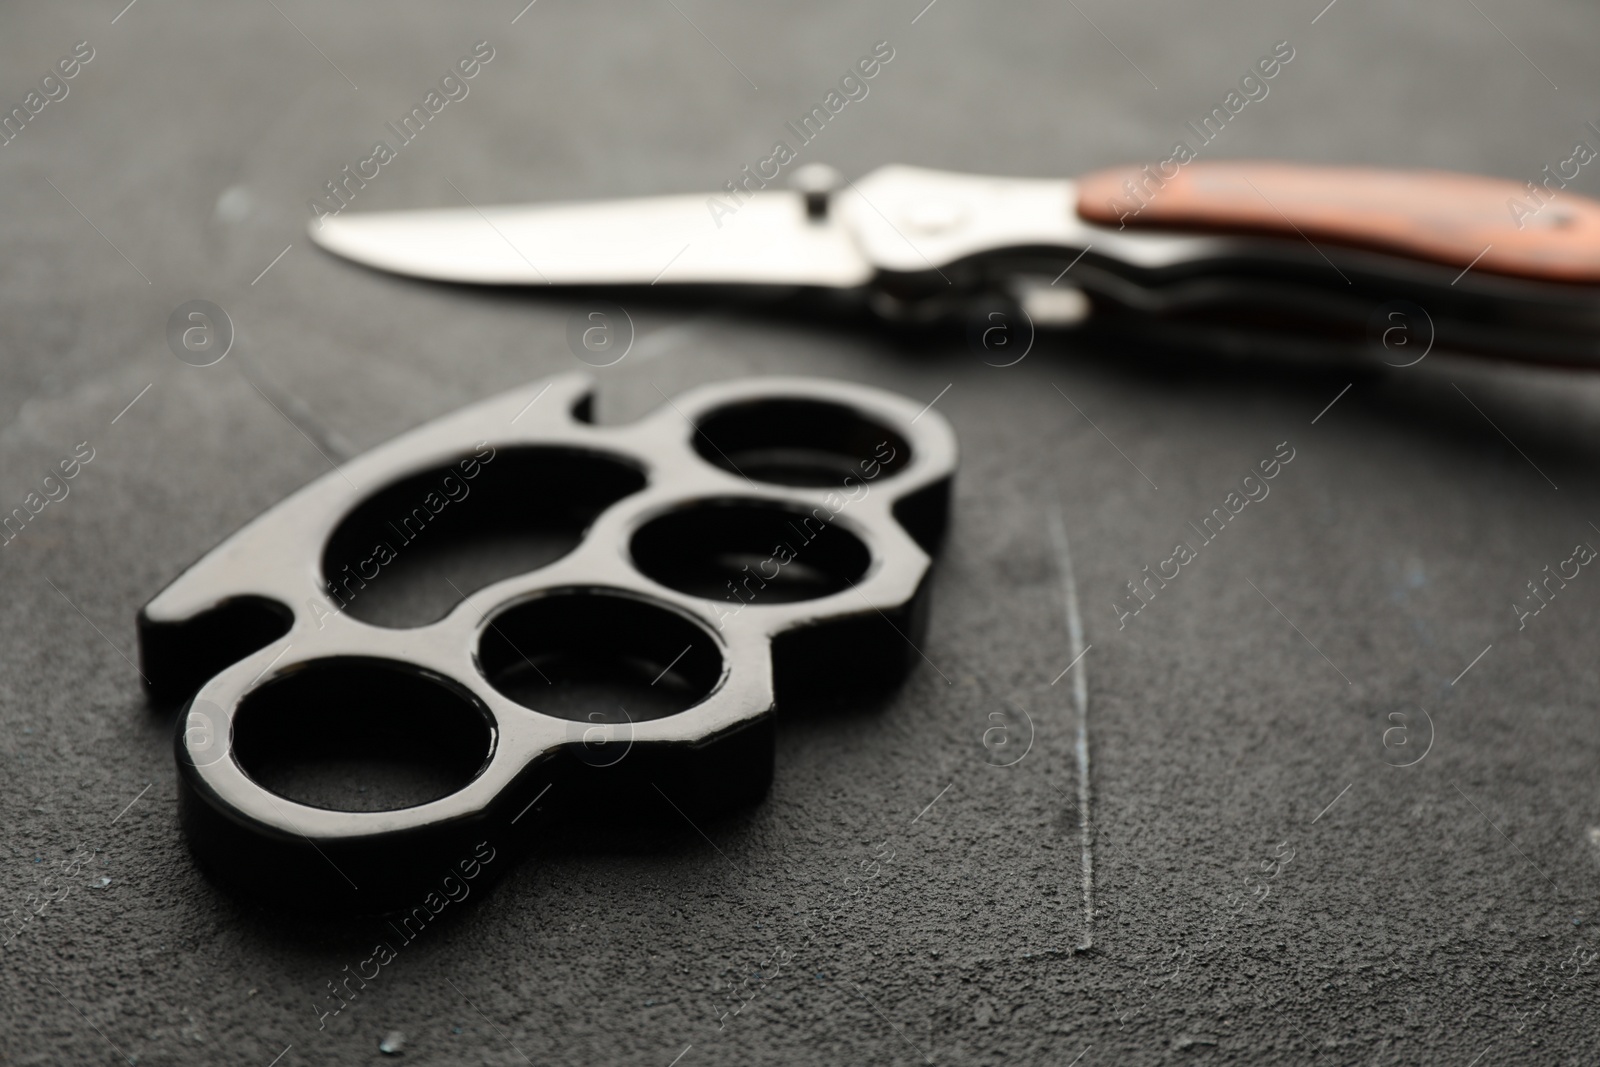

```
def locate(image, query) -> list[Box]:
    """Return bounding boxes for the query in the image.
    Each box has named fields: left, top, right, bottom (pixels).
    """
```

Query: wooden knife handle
left=1075, top=161, right=1600, bottom=285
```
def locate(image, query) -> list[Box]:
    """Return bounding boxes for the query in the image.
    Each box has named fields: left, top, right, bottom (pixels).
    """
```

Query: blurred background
left=3, top=1, right=1599, bottom=1064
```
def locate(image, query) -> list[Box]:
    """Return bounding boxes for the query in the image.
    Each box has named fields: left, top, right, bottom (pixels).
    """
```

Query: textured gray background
left=3, top=1, right=1600, bottom=1064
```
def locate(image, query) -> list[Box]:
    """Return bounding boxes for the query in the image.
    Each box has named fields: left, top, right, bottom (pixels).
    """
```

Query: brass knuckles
left=138, top=373, right=957, bottom=909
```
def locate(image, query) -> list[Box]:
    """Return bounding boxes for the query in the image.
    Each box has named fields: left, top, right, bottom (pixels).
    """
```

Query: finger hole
left=477, top=591, right=723, bottom=723
left=691, top=398, right=910, bottom=486
left=230, top=658, right=495, bottom=812
left=321, top=447, right=646, bottom=628
left=630, top=499, right=871, bottom=603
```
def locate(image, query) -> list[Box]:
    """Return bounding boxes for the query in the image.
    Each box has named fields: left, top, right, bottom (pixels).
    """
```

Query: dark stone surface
left=3, top=1, right=1599, bottom=1064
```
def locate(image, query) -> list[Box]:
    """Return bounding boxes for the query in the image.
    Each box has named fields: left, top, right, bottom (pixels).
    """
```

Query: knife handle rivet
left=790, top=162, right=844, bottom=220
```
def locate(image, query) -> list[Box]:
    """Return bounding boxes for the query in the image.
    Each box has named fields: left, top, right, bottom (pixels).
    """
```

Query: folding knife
left=310, top=161, right=1600, bottom=367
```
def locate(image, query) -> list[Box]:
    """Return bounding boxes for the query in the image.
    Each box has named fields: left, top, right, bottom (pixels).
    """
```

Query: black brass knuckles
left=137, top=374, right=957, bottom=910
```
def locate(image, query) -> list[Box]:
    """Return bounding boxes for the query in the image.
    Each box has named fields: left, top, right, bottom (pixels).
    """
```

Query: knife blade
left=310, top=188, right=872, bottom=288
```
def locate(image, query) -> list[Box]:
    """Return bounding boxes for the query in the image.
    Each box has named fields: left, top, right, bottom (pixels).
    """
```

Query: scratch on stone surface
left=1047, top=504, right=1094, bottom=952
left=238, top=360, right=356, bottom=461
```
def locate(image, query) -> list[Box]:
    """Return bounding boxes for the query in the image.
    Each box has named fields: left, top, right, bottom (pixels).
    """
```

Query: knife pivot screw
left=790, top=162, right=844, bottom=220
